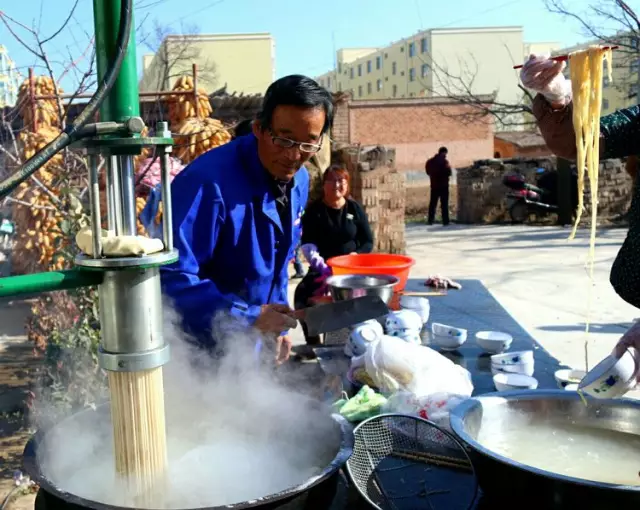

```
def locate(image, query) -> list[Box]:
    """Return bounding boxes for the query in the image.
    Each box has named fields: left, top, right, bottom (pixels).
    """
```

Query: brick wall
left=334, top=145, right=406, bottom=254
left=456, top=157, right=633, bottom=224
left=331, top=97, right=494, bottom=171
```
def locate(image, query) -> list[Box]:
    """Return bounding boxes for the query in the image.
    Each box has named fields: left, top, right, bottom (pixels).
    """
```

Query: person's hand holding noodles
left=520, top=54, right=573, bottom=108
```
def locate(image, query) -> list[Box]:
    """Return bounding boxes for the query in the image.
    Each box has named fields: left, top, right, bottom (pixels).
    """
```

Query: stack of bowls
left=345, top=319, right=384, bottom=357
left=385, top=309, right=423, bottom=344
left=490, top=350, right=535, bottom=377
left=398, top=295, right=430, bottom=324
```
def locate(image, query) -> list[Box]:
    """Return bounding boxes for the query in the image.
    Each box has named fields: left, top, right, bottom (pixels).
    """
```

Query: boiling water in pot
left=477, top=413, right=640, bottom=486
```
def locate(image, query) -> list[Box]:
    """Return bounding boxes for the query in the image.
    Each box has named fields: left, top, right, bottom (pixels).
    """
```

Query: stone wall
left=334, top=145, right=406, bottom=254
left=456, top=157, right=633, bottom=224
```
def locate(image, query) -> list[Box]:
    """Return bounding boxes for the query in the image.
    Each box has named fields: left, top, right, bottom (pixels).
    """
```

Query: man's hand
left=275, top=335, right=293, bottom=365
left=613, top=321, right=640, bottom=382
left=254, top=304, right=297, bottom=334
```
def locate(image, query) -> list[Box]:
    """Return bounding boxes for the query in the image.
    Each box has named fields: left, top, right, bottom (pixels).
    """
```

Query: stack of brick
left=456, top=156, right=633, bottom=224
left=334, top=145, right=406, bottom=254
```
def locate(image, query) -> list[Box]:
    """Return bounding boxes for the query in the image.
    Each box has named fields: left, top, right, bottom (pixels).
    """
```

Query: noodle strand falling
left=108, top=367, right=168, bottom=505
left=568, top=46, right=613, bottom=371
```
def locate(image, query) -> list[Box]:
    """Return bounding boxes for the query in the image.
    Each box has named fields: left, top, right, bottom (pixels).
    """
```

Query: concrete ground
left=289, top=223, right=638, bottom=377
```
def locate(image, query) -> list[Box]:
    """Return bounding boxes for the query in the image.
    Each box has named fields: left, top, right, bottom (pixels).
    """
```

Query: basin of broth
left=477, top=416, right=640, bottom=486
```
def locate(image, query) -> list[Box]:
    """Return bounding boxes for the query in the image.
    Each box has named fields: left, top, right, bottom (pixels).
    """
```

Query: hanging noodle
left=568, top=46, right=613, bottom=371
left=108, top=367, right=167, bottom=505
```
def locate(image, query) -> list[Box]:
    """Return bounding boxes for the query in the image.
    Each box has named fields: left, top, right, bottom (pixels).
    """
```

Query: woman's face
left=324, top=173, right=348, bottom=201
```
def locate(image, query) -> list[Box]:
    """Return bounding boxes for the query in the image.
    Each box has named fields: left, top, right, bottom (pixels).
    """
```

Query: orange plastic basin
left=327, top=253, right=416, bottom=291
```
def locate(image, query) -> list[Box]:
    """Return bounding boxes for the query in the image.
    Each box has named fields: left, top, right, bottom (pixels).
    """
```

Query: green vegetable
left=339, top=385, right=387, bottom=423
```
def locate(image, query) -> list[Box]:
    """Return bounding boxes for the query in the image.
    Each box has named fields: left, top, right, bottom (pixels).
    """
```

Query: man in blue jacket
left=161, top=75, right=333, bottom=362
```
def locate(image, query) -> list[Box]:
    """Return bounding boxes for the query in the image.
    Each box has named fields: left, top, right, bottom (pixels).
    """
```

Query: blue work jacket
left=160, top=134, right=309, bottom=345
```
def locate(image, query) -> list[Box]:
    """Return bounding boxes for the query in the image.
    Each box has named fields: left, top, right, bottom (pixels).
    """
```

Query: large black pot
left=24, top=403, right=353, bottom=510
left=450, top=390, right=640, bottom=510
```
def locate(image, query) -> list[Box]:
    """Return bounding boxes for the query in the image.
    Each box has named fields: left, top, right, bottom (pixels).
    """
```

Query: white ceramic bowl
left=491, top=361, right=535, bottom=377
left=346, top=323, right=383, bottom=357
left=352, top=319, right=384, bottom=337
left=493, top=373, right=539, bottom=392
left=564, top=383, right=579, bottom=391
left=578, top=349, right=637, bottom=399
left=431, top=323, right=468, bottom=351
left=475, top=331, right=513, bottom=354
left=385, top=309, right=423, bottom=334
left=399, top=296, right=430, bottom=324
left=391, top=329, right=422, bottom=345
left=554, top=369, right=587, bottom=389
left=490, top=350, right=534, bottom=366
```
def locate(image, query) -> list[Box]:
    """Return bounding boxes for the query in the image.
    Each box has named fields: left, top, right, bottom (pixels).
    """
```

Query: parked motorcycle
left=502, top=168, right=578, bottom=224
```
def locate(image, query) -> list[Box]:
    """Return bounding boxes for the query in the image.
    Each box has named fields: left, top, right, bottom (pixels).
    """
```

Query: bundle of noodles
left=568, top=45, right=613, bottom=369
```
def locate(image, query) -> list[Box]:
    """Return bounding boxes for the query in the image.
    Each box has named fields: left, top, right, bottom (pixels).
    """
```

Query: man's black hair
left=257, top=75, right=334, bottom=134
left=233, top=119, right=254, bottom=138
left=438, top=146, right=448, bottom=154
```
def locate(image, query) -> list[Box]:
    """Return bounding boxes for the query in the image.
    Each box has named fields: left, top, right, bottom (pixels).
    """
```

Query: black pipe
left=0, top=0, right=133, bottom=199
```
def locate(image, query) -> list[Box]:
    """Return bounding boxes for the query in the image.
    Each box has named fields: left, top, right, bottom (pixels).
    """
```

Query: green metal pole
left=93, top=0, right=140, bottom=122
left=0, top=270, right=103, bottom=298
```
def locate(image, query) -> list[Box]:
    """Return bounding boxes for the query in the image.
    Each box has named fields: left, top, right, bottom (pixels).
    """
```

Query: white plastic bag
left=364, top=335, right=473, bottom=398
left=383, top=391, right=468, bottom=431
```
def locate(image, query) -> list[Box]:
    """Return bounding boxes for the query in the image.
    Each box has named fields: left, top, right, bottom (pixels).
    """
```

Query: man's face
left=254, top=105, right=326, bottom=181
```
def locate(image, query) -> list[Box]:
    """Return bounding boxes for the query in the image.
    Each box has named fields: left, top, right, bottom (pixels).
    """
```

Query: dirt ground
left=405, top=184, right=458, bottom=222
left=0, top=299, right=39, bottom=510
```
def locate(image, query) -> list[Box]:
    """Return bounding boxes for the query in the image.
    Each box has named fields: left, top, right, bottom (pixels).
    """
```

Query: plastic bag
left=364, top=335, right=473, bottom=398
left=334, top=385, right=387, bottom=423
left=383, top=391, right=468, bottom=431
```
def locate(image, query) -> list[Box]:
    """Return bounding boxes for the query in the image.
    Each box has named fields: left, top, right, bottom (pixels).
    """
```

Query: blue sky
left=0, top=0, right=616, bottom=92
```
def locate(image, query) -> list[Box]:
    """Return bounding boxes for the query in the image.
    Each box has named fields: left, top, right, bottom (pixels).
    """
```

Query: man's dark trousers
left=428, top=186, right=450, bottom=225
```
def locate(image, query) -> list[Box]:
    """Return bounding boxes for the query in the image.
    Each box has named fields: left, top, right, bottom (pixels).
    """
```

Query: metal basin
left=450, top=390, right=640, bottom=509
left=326, top=274, right=398, bottom=304
left=24, top=402, right=353, bottom=510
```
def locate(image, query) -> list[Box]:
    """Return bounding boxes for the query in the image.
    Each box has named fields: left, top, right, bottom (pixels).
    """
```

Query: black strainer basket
left=346, top=414, right=478, bottom=510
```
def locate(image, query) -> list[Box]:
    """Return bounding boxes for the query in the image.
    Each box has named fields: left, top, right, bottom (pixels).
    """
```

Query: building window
left=350, top=68, right=354, bottom=79
left=602, top=98, right=609, bottom=110
left=631, top=59, right=639, bottom=73
left=376, top=56, right=382, bottom=70
left=392, top=84, right=397, bottom=97
left=392, top=62, right=397, bottom=75
left=409, top=42, right=416, bottom=57
left=400, top=46, right=405, bottom=52
left=384, top=52, right=388, bottom=58
left=358, top=85, right=363, bottom=97
left=421, top=37, right=428, bottom=53
left=367, top=82, right=372, bottom=94
left=327, top=77, right=331, bottom=88
left=603, top=75, right=610, bottom=87
left=358, top=64, right=362, bottom=76
left=377, top=79, right=382, bottom=91
left=632, top=37, right=639, bottom=49
left=367, top=60, right=372, bottom=73
left=421, top=63, right=429, bottom=78
left=409, top=68, right=416, bottom=81
left=338, top=63, right=342, bottom=73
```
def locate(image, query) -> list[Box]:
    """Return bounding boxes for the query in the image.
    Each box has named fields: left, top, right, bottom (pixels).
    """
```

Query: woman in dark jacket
left=294, top=165, right=374, bottom=345
left=520, top=53, right=640, bottom=375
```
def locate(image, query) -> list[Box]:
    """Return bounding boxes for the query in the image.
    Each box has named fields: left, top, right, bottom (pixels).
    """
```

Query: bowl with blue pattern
left=578, top=349, right=638, bottom=399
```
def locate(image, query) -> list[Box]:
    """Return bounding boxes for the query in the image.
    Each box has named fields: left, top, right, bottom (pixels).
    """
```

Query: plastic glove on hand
left=613, top=321, right=640, bottom=383
left=520, top=54, right=572, bottom=106
left=312, top=266, right=333, bottom=297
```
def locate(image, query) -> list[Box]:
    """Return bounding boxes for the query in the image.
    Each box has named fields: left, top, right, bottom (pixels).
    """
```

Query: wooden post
left=192, top=63, right=199, bottom=119
left=28, top=68, right=37, bottom=132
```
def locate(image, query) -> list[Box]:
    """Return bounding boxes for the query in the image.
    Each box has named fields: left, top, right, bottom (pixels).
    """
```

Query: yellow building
left=0, top=45, right=21, bottom=108
left=316, top=27, right=560, bottom=130
left=555, top=33, right=640, bottom=115
left=139, top=33, right=275, bottom=95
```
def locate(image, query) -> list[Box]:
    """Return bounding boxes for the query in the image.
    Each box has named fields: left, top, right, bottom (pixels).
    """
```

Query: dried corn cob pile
left=174, top=117, right=231, bottom=164
left=166, top=75, right=213, bottom=127
left=17, top=76, right=63, bottom=130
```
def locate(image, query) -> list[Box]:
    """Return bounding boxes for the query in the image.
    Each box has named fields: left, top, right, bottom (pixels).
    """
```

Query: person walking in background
left=426, top=147, right=452, bottom=226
